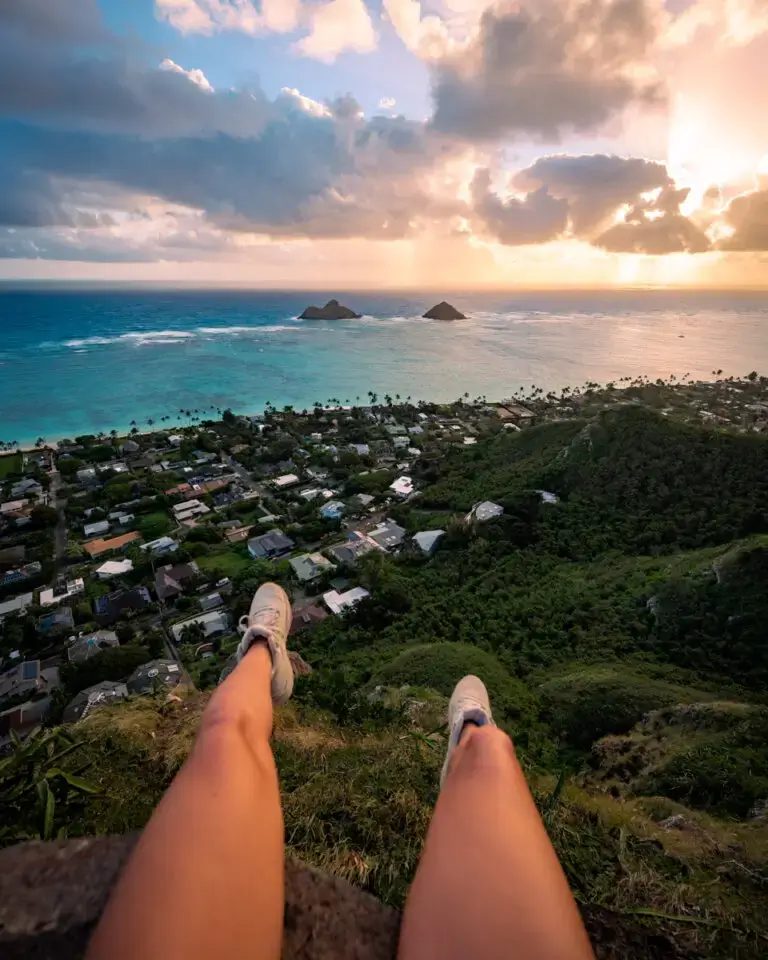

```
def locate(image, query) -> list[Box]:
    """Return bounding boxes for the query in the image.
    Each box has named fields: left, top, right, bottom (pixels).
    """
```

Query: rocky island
left=299, top=299, right=362, bottom=320
left=423, top=301, right=466, bottom=321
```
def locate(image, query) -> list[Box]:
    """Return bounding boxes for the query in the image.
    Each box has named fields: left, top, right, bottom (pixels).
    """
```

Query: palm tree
left=35, top=437, right=45, bottom=448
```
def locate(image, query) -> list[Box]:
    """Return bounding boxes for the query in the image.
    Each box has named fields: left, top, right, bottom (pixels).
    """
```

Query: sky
left=1, top=0, right=768, bottom=288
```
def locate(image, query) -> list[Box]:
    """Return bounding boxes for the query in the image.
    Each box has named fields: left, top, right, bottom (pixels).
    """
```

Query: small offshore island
left=423, top=301, right=466, bottom=321
left=298, top=299, right=362, bottom=320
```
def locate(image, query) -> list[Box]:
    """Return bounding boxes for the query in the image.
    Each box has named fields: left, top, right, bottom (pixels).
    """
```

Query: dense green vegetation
left=6, top=403, right=768, bottom=957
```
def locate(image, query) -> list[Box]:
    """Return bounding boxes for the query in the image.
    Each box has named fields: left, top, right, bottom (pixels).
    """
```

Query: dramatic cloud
left=513, top=154, right=673, bottom=234
left=294, top=0, right=377, bottom=61
left=0, top=91, right=465, bottom=242
left=471, top=168, right=568, bottom=244
left=0, top=9, right=270, bottom=137
left=155, top=0, right=302, bottom=36
left=719, top=186, right=768, bottom=250
left=156, top=0, right=377, bottom=61
left=430, top=0, right=664, bottom=141
left=383, top=0, right=455, bottom=59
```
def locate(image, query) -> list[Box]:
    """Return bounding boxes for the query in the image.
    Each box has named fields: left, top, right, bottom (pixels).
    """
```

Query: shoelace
left=239, top=605, right=281, bottom=633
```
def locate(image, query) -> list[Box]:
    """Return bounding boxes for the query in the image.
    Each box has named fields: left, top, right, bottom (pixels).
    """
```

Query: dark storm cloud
left=430, top=0, right=663, bottom=141
left=471, top=168, right=568, bottom=244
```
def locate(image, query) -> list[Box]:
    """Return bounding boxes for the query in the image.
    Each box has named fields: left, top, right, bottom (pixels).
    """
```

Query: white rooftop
left=96, top=559, right=135, bottom=578
left=389, top=476, right=414, bottom=498
left=323, top=587, right=370, bottom=616
left=273, top=474, right=300, bottom=488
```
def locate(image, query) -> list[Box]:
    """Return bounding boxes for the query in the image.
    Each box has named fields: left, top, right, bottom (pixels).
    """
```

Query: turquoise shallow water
left=1, top=288, right=767, bottom=445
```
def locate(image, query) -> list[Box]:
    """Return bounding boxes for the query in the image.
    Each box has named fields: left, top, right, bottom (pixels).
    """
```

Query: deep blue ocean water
left=1, top=287, right=767, bottom=445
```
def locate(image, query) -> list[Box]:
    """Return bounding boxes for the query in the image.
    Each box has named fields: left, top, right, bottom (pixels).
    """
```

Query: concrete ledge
left=0, top=836, right=690, bottom=959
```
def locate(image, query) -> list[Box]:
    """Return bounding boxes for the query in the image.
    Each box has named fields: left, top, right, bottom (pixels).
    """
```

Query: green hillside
left=5, top=404, right=768, bottom=958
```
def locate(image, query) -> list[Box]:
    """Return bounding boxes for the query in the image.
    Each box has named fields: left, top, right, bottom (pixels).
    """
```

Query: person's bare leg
left=399, top=680, right=594, bottom=960
left=88, top=584, right=295, bottom=960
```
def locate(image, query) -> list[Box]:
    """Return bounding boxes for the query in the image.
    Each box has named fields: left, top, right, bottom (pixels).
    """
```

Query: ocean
left=1, top=287, right=767, bottom=446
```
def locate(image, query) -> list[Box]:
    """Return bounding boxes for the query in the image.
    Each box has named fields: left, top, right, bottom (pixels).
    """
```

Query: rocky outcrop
left=0, top=836, right=696, bottom=960
left=299, top=300, right=362, bottom=320
left=423, top=302, right=466, bottom=321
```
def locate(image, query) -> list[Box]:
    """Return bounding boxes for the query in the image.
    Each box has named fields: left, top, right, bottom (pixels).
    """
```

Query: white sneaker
left=440, top=675, right=495, bottom=787
left=235, top=582, right=294, bottom=706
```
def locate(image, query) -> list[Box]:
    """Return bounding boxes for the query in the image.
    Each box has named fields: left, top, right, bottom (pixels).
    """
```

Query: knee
left=453, top=724, right=516, bottom=777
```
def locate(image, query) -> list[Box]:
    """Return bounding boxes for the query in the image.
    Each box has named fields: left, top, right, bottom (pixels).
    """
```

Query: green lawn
left=197, top=547, right=255, bottom=579
left=0, top=452, right=23, bottom=479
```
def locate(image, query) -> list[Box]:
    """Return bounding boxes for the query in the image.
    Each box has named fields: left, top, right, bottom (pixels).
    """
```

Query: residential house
left=10, top=478, right=43, bottom=499
left=298, top=488, right=322, bottom=502
left=392, top=436, right=410, bottom=451
left=141, top=536, right=179, bottom=556
left=350, top=493, right=376, bottom=511
left=0, top=660, right=49, bottom=702
left=390, top=476, right=414, bottom=498
left=384, top=424, right=406, bottom=436
left=107, top=512, right=135, bottom=526
left=0, top=500, right=30, bottom=517
left=407, top=426, right=424, bottom=435
left=322, top=587, right=371, bottom=615
left=39, top=578, right=85, bottom=607
left=127, top=659, right=191, bottom=695
left=63, top=681, right=129, bottom=724
left=38, top=607, right=75, bottom=635
left=289, top=553, right=335, bottom=583
left=348, top=443, right=370, bottom=457
left=101, top=462, right=129, bottom=475
left=121, top=439, right=140, bottom=455
left=413, top=530, right=445, bottom=555
left=247, top=530, right=295, bottom=561
left=168, top=435, right=184, bottom=446
left=94, top=586, right=152, bottom=625
left=0, top=698, right=52, bottom=748
left=66, top=631, right=120, bottom=663
left=84, top=531, right=142, bottom=559
left=463, top=437, right=477, bottom=446
left=0, top=562, right=42, bottom=588
left=95, top=559, right=134, bottom=579
left=320, top=500, right=345, bottom=521
left=173, top=499, right=211, bottom=523
left=224, top=525, right=252, bottom=544
left=369, top=520, right=407, bottom=551
left=171, top=610, right=231, bottom=644
left=0, top=592, right=34, bottom=622
left=273, top=473, right=300, bottom=490
left=289, top=603, right=329, bottom=636
left=84, top=520, right=110, bottom=539
left=76, top=467, right=98, bottom=485
left=467, top=501, right=504, bottom=523
left=497, top=402, right=535, bottom=423
left=199, top=592, right=224, bottom=612
left=326, top=531, right=380, bottom=566
left=537, top=490, right=560, bottom=504
left=155, top=562, right=200, bottom=602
